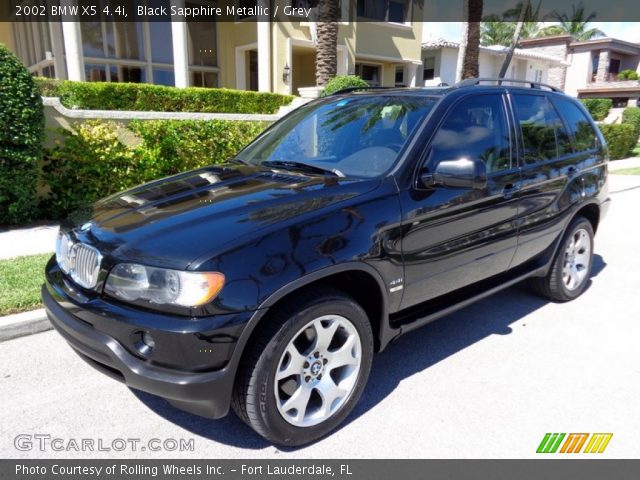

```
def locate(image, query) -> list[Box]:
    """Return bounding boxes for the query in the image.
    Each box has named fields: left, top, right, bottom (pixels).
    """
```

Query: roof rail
left=330, top=86, right=399, bottom=95
left=453, top=77, right=563, bottom=92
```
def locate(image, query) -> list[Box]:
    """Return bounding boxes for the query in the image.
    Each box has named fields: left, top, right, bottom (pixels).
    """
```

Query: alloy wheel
left=274, top=315, right=362, bottom=427
left=562, top=228, right=591, bottom=291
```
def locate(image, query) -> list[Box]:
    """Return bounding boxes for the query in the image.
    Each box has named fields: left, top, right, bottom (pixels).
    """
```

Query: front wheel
left=232, top=288, right=373, bottom=446
left=529, top=216, right=594, bottom=302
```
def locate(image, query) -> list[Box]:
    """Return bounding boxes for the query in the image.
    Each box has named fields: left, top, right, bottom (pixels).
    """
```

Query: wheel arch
left=574, top=202, right=601, bottom=234
left=231, top=263, right=390, bottom=372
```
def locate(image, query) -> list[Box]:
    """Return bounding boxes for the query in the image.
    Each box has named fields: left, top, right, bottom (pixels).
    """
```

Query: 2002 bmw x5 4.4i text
left=44, top=78, right=610, bottom=446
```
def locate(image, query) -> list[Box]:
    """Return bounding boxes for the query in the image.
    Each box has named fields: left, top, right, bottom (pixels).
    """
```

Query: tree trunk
left=498, top=0, right=529, bottom=78
left=461, top=0, right=483, bottom=80
left=456, top=21, right=468, bottom=82
left=315, top=0, right=340, bottom=87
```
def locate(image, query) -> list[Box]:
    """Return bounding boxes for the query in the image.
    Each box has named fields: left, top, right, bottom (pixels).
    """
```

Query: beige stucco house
left=519, top=35, right=640, bottom=106
left=0, top=0, right=424, bottom=97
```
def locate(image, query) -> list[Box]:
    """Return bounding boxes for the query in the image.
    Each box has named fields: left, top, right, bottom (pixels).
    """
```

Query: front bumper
left=43, top=266, right=256, bottom=418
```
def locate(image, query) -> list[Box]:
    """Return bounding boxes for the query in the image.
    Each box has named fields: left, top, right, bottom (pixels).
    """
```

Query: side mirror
left=420, top=158, right=487, bottom=189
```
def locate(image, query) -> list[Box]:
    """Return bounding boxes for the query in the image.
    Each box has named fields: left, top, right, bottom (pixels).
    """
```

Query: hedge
left=34, top=78, right=293, bottom=114
left=599, top=123, right=637, bottom=160
left=581, top=98, right=612, bottom=121
left=618, top=69, right=639, bottom=80
left=0, top=44, right=44, bottom=225
left=622, top=107, right=640, bottom=139
left=322, top=75, right=370, bottom=96
left=40, top=119, right=269, bottom=219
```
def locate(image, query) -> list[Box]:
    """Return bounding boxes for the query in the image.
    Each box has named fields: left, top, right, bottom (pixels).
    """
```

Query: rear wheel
left=232, top=288, right=373, bottom=446
left=529, top=216, right=594, bottom=302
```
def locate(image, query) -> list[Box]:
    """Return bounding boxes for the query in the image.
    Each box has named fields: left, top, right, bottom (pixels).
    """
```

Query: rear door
left=508, top=92, right=582, bottom=268
left=399, top=92, right=521, bottom=308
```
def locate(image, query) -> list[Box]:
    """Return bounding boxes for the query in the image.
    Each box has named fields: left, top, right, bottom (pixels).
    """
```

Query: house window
left=187, top=9, right=219, bottom=88
left=356, top=63, right=381, bottom=86
left=534, top=69, right=543, bottom=83
left=395, top=66, right=405, bottom=86
left=423, top=56, right=435, bottom=80
left=357, top=0, right=411, bottom=23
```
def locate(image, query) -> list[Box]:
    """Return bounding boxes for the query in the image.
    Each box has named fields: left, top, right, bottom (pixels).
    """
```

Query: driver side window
left=428, top=94, right=511, bottom=174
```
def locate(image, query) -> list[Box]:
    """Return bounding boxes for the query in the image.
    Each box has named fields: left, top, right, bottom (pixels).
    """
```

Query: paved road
left=1, top=174, right=639, bottom=459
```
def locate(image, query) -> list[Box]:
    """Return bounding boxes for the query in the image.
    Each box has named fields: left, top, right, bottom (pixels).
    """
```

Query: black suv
left=44, top=79, right=610, bottom=446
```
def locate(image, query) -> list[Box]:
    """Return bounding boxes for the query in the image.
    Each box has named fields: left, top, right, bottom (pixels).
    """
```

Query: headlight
left=105, top=263, right=225, bottom=308
left=55, top=231, right=72, bottom=274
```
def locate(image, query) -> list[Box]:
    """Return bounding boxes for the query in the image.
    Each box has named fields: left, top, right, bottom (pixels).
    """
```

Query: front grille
left=72, top=243, right=101, bottom=289
left=56, top=232, right=102, bottom=289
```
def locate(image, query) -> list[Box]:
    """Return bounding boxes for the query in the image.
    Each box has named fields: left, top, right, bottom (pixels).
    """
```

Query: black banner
left=1, top=0, right=640, bottom=23
left=2, top=460, right=640, bottom=480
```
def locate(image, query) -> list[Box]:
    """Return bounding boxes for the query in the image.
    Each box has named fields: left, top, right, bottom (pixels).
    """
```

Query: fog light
left=134, top=331, right=155, bottom=356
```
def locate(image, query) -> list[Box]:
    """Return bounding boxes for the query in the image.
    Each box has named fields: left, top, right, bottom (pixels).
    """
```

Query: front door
left=399, top=92, right=521, bottom=309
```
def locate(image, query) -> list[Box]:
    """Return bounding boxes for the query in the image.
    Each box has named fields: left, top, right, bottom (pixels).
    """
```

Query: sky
left=422, top=22, right=640, bottom=44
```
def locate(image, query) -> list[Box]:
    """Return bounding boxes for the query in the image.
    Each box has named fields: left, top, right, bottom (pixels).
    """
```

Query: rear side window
left=551, top=98, right=598, bottom=152
left=512, top=94, right=572, bottom=165
left=428, top=94, right=511, bottom=173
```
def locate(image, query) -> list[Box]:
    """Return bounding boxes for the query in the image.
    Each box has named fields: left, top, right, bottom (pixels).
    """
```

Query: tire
left=231, top=287, right=374, bottom=446
left=529, top=216, right=594, bottom=302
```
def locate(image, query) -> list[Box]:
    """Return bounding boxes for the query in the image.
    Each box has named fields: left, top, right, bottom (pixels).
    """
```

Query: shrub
left=618, top=69, right=639, bottom=80
left=621, top=107, right=640, bottom=139
left=0, top=44, right=44, bottom=225
left=580, top=98, right=612, bottom=121
left=321, top=75, right=370, bottom=96
left=34, top=78, right=293, bottom=114
left=599, top=123, right=637, bottom=160
left=40, top=119, right=268, bottom=219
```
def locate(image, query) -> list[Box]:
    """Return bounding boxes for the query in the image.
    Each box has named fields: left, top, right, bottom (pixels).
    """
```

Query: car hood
left=68, top=164, right=377, bottom=269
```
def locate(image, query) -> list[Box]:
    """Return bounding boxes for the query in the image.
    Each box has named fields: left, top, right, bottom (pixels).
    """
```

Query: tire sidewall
left=251, top=296, right=373, bottom=446
left=554, top=218, right=594, bottom=300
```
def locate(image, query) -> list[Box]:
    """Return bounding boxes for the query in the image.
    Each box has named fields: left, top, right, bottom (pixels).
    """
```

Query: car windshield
left=236, top=94, right=438, bottom=178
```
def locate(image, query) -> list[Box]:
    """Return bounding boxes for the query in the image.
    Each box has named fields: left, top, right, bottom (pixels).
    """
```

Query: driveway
left=1, top=174, right=639, bottom=459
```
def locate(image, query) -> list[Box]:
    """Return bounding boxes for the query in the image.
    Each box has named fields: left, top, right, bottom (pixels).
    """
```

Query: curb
left=0, top=309, right=51, bottom=343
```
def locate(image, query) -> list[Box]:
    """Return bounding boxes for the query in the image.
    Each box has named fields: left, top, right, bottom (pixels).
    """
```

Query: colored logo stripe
left=537, top=433, right=612, bottom=453
left=560, top=433, right=589, bottom=453
left=536, top=433, right=566, bottom=453
left=583, top=433, right=613, bottom=453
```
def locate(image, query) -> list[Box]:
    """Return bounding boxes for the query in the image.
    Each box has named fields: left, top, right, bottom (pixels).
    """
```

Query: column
left=595, top=50, right=610, bottom=83
left=61, top=21, right=84, bottom=81
left=407, top=63, right=418, bottom=87
left=257, top=0, right=271, bottom=92
left=171, top=3, right=190, bottom=88
left=49, top=21, right=67, bottom=80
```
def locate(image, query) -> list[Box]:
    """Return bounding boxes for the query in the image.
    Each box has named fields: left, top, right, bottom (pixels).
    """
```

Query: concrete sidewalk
left=0, top=223, right=58, bottom=260
left=609, top=157, right=640, bottom=171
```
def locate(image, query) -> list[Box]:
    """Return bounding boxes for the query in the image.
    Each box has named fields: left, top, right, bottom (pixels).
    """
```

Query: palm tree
left=498, top=1, right=529, bottom=78
left=481, top=1, right=541, bottom=46
left=537, top=3, right=605, bottom=40
left=315, top=0, right=340, bottom=87
left=460, top=0, right=484, bottom=80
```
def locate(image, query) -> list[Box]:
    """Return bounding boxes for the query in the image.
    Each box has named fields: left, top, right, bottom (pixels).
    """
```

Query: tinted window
left=552, top=98, right=598, bottom=152
left=237, top=95, right=437, bottom=178
left=428, top=94, right=511, bottom=173
left=513, top=94, right=572, bottom=164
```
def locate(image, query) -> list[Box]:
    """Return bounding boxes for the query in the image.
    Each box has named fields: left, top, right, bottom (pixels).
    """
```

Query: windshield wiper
left=262, top=160, right=345, bottom=177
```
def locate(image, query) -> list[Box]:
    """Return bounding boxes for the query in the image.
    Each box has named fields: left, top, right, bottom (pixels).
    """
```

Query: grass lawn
left=612, top=167, right=640, bottom=175
left=632, top=145, right=640, bottom=157
left=0, top=253, right=52, bottom=316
